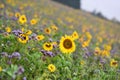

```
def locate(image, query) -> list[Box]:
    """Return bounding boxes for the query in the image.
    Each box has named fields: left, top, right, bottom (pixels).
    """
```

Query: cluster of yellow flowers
left=94, top=44, right=112, bottom=57
left=15, top=12, right=38, bottom=25
left=81, top=32, right=92, bottom=48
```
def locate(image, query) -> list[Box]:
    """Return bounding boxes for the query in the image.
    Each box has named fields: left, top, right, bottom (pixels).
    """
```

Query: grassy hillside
left=0, top=0, right=120, bottom=80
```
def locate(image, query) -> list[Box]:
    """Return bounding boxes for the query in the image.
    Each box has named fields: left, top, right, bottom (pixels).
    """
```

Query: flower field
left=0, top=0, right=120, bottom=80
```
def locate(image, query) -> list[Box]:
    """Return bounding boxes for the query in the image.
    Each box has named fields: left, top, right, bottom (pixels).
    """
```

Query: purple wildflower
left=12, top=30, right=23, bottom=36
left=12, top=52, right=21, bottom=59
left=11, top=16, right=18, bottom=21
left=46, top=51, right=55, bottom=57
left=1, top=52, right=8, bottom=57
left=7, top=60, right=12, bottom=65
left=41, top=50, right=55, bottom=57
left=41, top=50, right=47, bottom=56
left=30, top=33, right=37, bottom=40
left=16, top=66, right=25, bottom=75
left=23, top=77, right=27, bottom=80
left=8, top=55, right=13, bottom=59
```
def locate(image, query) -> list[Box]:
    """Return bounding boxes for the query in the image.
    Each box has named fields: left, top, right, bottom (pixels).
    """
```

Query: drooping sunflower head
left=43, top=42, right=53, bottom=51
left=18, top=15, right=27, bottom=24
left=48, top=64, right=56, bottom=72
left=59, top=35, right=76, bottom=54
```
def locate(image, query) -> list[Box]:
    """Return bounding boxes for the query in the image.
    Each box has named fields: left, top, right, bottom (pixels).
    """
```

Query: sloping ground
left=1, top=0, right=120, bottom=38
left=0, top=0, right=120, bottom=80
left=31, top=0, right=120, bottom=41
left=20, top=0, right=120, bottom=50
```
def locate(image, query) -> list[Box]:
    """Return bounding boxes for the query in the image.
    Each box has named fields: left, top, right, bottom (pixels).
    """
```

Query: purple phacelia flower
left=41, top=50, right=47, bottom=56
left=46, top=51, right=55, bottom=57
left=8, top=55, right=13, bottom=59
left=1, top=52, right=8, bottom=57
left=23, top=77, right=27, bottom=80
left=11, top=16, right=18, bottom=21
left=16, top=66, right=24, bottom=75
left=12, top=52, right=21, bottom=59
left=12, top=30, right=23, bottom=36
left=7, top=60, right=12, bottom=65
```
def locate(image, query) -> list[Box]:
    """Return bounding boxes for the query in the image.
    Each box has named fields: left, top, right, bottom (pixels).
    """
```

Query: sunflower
left=18, top=34, right=29, bottom=44
left=5, top=27, right=11, bottom=33
left=48, top=64, right=56, bottom=72
left=44, top=28, right=51, bottom=34
left=36, top=35, right=45, bottom=41
left=86, top=32, right=92, bottom=40
left=110, top=59, right=118, bottom=67
left=30, top=19, right=37, bottom=25
left=94, top=47, right=101, bottom=56
left=71, top=31, right=79, bottom=40
left=25, top=30, right=32, bottom=35
left=18, top=15, right=27, bottom=24
left=104, top=44, right=111, bottom=51
left=51, top=25, right=58, bottom=31
left=59, top=35, right=76, bottom=54
left=43, top=42, right=53, bottom=51
left=101, top=50, right=110, bottom=57
left=82, top=41, right=89, bottom=48
left=15, top=12, right=21, bottom=18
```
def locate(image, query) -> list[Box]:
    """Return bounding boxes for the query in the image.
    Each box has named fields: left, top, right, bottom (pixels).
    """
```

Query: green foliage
left=0, top=0, right=120, bottom=80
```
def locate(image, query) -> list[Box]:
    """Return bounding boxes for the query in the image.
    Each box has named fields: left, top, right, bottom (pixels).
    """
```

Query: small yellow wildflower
left=18, top=15, right=27, bottom=24
left=80, top=60, right=85, bottom=65
left=43, top=42, right=53, bottom=51
left=25, top=30, right=32, bottom=35
left=36, top=35, right=45, bottom=41
left=48, top=64, right=56, bottom=72
left=51, top=25, right=58, bottom=31
left=71, top=31, right=79, bottom=40
left=44, top=28, right=51, bottom=34
left=82, top=41, right=89, bottom=48
left=101, top=50, right=110, bottom=57
left=94, top=47, right=101, bottom=56
left=5, top=27, right=11, bottom=33
left=104, top=44, right=111, bottom=51
left=86, top=32, right=92, bottom=40
left=30, top=19, right=37, bottom=25
left=110, top=59, right=118, bottom=67
left=15, top=12, right=21, bottom=18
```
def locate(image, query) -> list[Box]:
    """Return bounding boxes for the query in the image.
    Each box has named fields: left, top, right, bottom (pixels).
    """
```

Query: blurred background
left=82, top=0, right=120, bottom=22
left=53, top=0, right=120, bottom=22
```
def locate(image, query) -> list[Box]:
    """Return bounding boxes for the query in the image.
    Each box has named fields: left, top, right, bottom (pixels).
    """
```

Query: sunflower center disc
left=46, top=44, right=51, bottom=48
left=112, top=62, right=117, bottom=65
left=63, top=39, right=72, bottom=49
